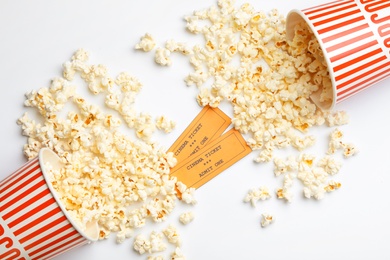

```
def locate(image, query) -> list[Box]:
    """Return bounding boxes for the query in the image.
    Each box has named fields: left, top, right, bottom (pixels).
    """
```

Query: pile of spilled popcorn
left=17, top=0, right=358, bottom=258
left=135, top=0, right=357, bottom=226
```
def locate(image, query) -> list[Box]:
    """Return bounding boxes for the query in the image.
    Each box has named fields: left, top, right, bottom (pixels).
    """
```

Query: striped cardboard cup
left=0, top=148, right=99, bottom=260
left=286, top=0, right=390, bottom=110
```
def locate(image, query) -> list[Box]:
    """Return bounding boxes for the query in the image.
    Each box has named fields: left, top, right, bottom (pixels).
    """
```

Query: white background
left=1, top=0, right=390, bottom=259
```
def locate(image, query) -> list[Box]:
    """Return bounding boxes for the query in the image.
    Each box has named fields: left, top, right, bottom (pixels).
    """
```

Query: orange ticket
left=170, top=128, right=252, bottom=189
left=167, top=106, right=231, bottom=163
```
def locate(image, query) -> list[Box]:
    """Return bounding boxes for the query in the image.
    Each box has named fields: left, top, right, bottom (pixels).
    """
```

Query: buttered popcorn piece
left=155, top=47, right=172, bottom=66
left=175, top=181, right=197, bottom=205
left=328, top=128, right=344, bottom=154
left=156, top=116, right=176, bottom=133
left=325, top=111, right=349, bottom=127
left=134, top=234, right=152, bottom=254
left=135, top=33, right=157, bottom=52
left=163, top=224, right=182, bottom=247
left=150, top=231, right=168, bottom=253
left=171, top=247, right=186, bottom=260
left=342, top=143, right=359, bottom=158
left=260, top=213, right=274, bottom=227
left=179, top=211, right=195, bottom=225
left=318, top=156, right=342, bottom=175
left=327, top=128, right=358, bottom=158
left=244, top=186, right=271, bottom=207
left=324, top=180, right=342, bottom=192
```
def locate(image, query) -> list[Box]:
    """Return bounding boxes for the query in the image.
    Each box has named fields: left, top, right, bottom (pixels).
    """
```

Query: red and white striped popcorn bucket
left=286, top=0, right=390, bottom=110
left=0, top=148, right=98, bottom=260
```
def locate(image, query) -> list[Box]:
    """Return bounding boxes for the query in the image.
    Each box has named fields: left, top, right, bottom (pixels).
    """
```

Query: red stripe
left=308, top=3, right=357, bottom=20
left=9, top=197, right=57, bottom=229
left=322, top=23, right=369, bottom=43
left=304, top=0, right=354, bottom=14
left=335, top=55, right=388, bottom=82
left=27, top=227, right=78, bottom=253
left=19, top=216, right=69, bottom=244
left=0, top=158, right=37, bottom=189
left=326, top=31, right=374, bottom=53
left=313, top=8, right=361, bottom=27
left=0, top=168, right=42, bottom=203
left=330, top=40, right=377, bottom=63
left=31, top=235, right=84, bottom=260
left=1, top=180, right=49, bottom=219
left=318, top=15, right=365, bottom=34
left=12, top=199, right=59, bottom=234
left=333, top=48, right=383, bottom=73
left=338, top=68, right=390, bottom=101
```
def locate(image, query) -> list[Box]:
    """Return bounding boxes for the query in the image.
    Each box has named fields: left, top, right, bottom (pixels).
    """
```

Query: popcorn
left=273, top=157, right=289, bottom=176
left=115, top=72, right=143, bottom=93
left=163, top=224, right=182, bottom=247
left=327, top=128, right=358, bottom=158
left=171, top=247, right=186, bottom=260
left=135, top=33, right=156, bottom=52
left=327, top=128, right=344, bottom=154
left=298, top=167, right=329, bottom=200
left=318, top=156, right=342, bottom=175
left=175, top=181, right=197, bottom=205
left=155, top=47, right=172, bottom=66
left=133, top=234, right=152, bottom=254
left=325, top=111, right=349, bottom=127
left=165, top=39, right=193, bottom=55
left=243, top=186, right=271, bottom=207
left=324, top=180, right=342, bottom=193
left=156, top=116, right=176, bottom=133
left=179, top=211, right=195, bottom=225
left=276, top=187, right=293, bottom=202
left=342, top=143, right=359, bottom=158
left=150, top=231, right=168, bottom=253
left=116, top=228, right=133, bottom=244
left=260, top=213, right=274, bottom=227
